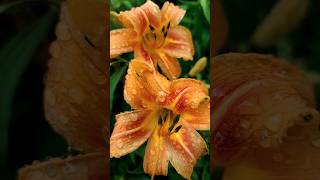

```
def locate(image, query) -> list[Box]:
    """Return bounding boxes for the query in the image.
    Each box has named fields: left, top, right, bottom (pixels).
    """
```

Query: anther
left=164, top=31, right=168, bottom=37
left=149, top=25, right=154, bottom=31
left=174, top=125, right=182, bottom=133
left=161, top=26, right=165, bottom=33
left=167, top=22, right=171, bottom=29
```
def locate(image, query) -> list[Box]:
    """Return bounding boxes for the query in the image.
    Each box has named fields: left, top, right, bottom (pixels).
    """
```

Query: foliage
left=0, top=1, right=63, bottom=179
left=109, top=0, right=211, bottom=179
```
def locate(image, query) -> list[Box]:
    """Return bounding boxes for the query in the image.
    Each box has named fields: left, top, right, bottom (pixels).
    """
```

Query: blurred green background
left=0, top=0, right=67, bottom=179
left=110, top=0, right=210, bottom=179
left=213, top=0, right=320, bottom=179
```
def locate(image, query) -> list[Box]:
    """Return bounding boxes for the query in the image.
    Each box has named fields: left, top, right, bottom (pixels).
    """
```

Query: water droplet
left=311, top=138, right=320, bottom=148
left=63, top=163, right=76, bottom=174
left=259, top=140, right=271, bottom=147
left=46, top=167, right=57, bottom=177
left=272, top=93, right=284, bottom=101
left=240, top=120, right=250, bottom=129
left=273, top=70, right=287, bottom=78
left=56, top=22, right=71, bottom=40
left=49, top=42, right=61, bottom=58
left=264, top=115, right=282, bottom=132
left=156, top=91, right=166, bottom=102
left=32, top=160, right=41, bottom=165
left=300, top=156, right=312, bottom=169
left=273, top=152, right=283, bottom=162
left=28, top=170, right=44, bottom=180
left=116, top=143, right=124, bottom=149
left=259, top=130, right=272, bottom=147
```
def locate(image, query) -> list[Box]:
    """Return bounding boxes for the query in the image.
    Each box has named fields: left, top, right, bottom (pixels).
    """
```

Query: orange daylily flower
left=110, top=0, right=194, bottom=79
left=110, top=59, right=209, bottom=179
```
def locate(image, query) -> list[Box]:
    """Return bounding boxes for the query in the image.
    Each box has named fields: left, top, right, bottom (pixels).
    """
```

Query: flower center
left=143, top=23, right=170, bottom=50
left=158, top=108, right=181, bottom=135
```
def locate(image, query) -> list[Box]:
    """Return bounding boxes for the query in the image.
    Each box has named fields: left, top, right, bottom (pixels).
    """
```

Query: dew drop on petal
left=116, top=143, right=124, bottom=149
left=240, top=119, right=250, bottom=129
left=273, top=152, right=283, bottom=162
left=311, top=138, right=320, bottom=148
left=45, top=166, right=57, bottom=177
left=156, top=91, right=166, bottom=102
left=29, top=170, right=44, bottom=180
left=131, top=89, right=137, bottom=95
left=63, top=163, right=76, bottom=174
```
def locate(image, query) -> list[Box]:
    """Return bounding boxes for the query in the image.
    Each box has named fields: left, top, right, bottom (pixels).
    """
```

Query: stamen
left=169, top=115, right=180, bottom=132
left=164, top=31, right=168, bottom=38
left=174, top=125, right=182, bottom=133
left=149, top=25, right=154, bottom=31
left=167, top=22, right=171, bottom=29
left=160, top=109, right=168, bottom=122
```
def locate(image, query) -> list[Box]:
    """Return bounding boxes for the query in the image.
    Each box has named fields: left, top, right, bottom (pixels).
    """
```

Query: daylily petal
left=166, top=126, right=208, bottom=179
left=118, top=6, right=149, bottom=35
left=143, top=126, right=169, bottom=177
left=66, top=0, right=107, bottom=51
left=134, top=43, right=154, bottom=63
left=110, top=110, right=158, bottom=158
left=155, top=52, right=181, bottom=80
left=124, top=59, right=170, bottom=109
left=223, top=123, right=320, bottom=180
left=140, top=0, right=161, bottom=29
left=161, top=1, right=186, bottom=26
left=18, top=152, right=107, bottom=180
left=164, top=78, right=209, bottom=113
left=110, top=28, right=137, bottom=58
left=124, top=60, right=156, bottom=109
left=163, top=26, right=194, bottom=60
left=45, top=3, right=107, bottom=152
left=180, top=99, right=210, bottom=130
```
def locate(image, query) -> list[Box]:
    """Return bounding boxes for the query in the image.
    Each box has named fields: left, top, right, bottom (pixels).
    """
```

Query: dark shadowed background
left=213, top=0, right=320, bottom=179
left=0, top=0, right=67, bottom=179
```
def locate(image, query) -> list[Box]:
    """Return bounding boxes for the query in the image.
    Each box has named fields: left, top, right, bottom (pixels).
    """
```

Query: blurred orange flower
left=110, top=59, right=209, bottom=179
left=18, top=1, right=108, bottom=179
left=110, top=0, right=194, bottom=79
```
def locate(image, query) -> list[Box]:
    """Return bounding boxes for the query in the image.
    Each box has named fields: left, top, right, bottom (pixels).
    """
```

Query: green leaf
left=0, top=0, right=23, bottom=13
left=110, top=64, right=128, bottom=113
left=127, top=161, right=144, bottom=175
left=201, top=163, right=210, bottom=180
left=199, top=0, right=210, bottom=23
left=0, top=7, right=56, bottom=177
left=178, top=0, right=198, bottom=6
left=0, top=0, right=59, bottom=14
left=110, top=0, right=122, bottom=10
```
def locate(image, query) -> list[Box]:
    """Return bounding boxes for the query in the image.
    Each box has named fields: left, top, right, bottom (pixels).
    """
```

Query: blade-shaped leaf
left=199, top=0, right=210, bottom=23
left=0, top=0, right=58, bottom=14
left=110, top=64, right=128, bottom=113
left=0, top=1, right=23, bottom=13
left=0, top=7, right=56, bottom=175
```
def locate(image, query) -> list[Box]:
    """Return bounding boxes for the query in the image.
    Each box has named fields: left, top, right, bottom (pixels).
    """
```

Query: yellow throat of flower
left=143, top=23, right=171, bottom=51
